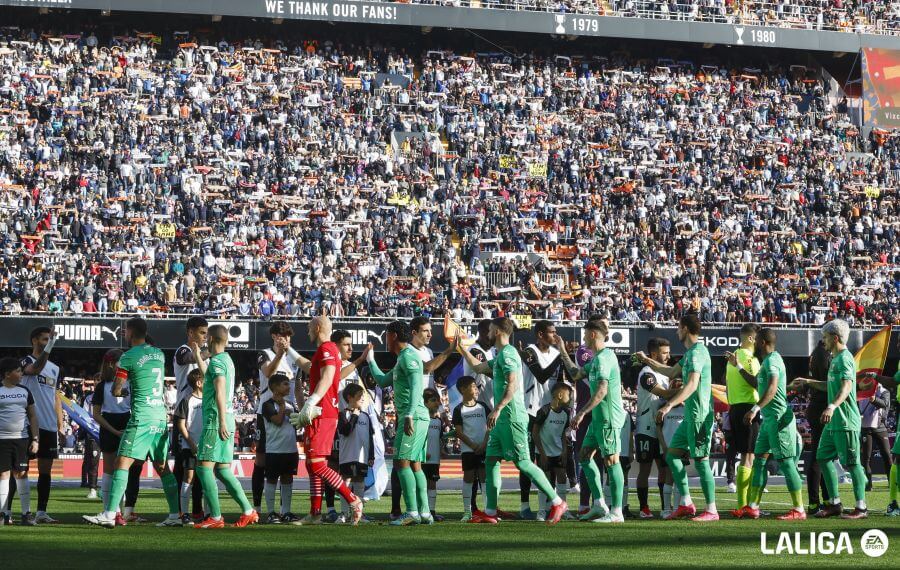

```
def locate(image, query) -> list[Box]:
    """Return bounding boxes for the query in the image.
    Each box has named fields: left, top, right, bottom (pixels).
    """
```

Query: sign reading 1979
left=735, top=26, right=777, bottom=45
left=566, top=16, right=599, bottom=33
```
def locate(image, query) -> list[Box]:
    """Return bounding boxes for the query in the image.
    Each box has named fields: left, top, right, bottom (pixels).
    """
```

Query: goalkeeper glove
left=289, top=395, right=323, bottom=428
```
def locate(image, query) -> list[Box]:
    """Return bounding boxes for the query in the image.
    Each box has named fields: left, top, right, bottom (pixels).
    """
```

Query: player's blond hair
left=822, top=319, right=850, bottom=345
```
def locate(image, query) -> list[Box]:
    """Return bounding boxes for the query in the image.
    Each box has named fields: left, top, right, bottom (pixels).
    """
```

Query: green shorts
left=198, top=423, right=235, bottom=464
left=486, top=421, right=530, bottom=463
left=394, top=416, right=429, bottom=463
left=582, top=423, right=621, bottom=458
left=816, top=429, right=860, bottom=467
left=668, top=416, right=714, bottom=459
left=754, top=415, right=798, bottom=460
left=118, top=420, right=169, bottom=463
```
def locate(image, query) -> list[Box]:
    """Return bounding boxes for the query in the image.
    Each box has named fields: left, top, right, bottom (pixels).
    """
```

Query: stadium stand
left=0, top=19, right=897, bottom=326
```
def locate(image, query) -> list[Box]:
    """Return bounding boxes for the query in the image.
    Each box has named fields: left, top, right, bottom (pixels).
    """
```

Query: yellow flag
left=855, top=326, right=891, bottom=400
left=444, top=315, right=475, bottom=348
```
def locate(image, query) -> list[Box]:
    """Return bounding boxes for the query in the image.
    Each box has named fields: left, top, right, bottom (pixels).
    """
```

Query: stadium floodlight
left=100, top=10, right=111, bottom=16
left=273, top=18, right=284, bottom=24
left=211, top=14, right=222, bottom=22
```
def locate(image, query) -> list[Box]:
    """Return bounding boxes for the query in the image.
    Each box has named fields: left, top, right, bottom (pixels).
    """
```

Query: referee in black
left=804, top=339, right=832, bottom=515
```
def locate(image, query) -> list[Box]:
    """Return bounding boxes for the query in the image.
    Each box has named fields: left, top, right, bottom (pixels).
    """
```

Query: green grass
left=1, top=486, right=897, bottom=568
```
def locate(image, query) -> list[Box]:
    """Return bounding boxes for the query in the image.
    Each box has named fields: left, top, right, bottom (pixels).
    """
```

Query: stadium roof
left=3, top=0, right=897, bottom=53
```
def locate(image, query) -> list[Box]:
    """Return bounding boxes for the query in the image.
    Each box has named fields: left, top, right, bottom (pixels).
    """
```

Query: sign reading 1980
left=734, top=26, right=777, bottom=45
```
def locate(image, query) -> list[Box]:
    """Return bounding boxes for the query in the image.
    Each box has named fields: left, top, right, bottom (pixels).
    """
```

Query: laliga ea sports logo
left=760, top=530, right=888, bottom=557
left=861, top=529, right=888, bottom=558
left=554, top=15, right=566, bottom=34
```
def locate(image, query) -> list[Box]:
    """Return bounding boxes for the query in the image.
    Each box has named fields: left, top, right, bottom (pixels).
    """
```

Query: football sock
left=580, top=458, right=603, bottom=505
left=215, top=466, right=253, bottom=515
left=281, top=483, right=293, bottom=515
left=17, top=477, right=29, bottom=515
left=736, top=465, right=752, bottom=508
left=103, top=469, right=128, bottom=516
left=890, top=464, right=897, bottom=503
left=180, top=482, right=192, bottom=514
left=695, top=459, right=716, bottom=512
left=462, top=481, right=473, bottom=513
left=160, top=472, right=180, bottom=516
left=252, top=463, right=265, bottom=510
left=607, top=462, right=624, bottom=509
left=37, top=473, right=50, bottom=512
left=821, top=459, right=840, bottom=504
left=413, top=469, right=430, bottom=516
left=264, top=481, right=276, bottom=514
left=485, top=460, right=501, bottom=515
left=665, top=454, right=690, bottom=504
left=516, top=459, right=559, bottom=504
left=849, top=463, right=867, bottom=505
left=397, top=466, right=418, bottom=514
left=196, top=466, right=221, bottom=519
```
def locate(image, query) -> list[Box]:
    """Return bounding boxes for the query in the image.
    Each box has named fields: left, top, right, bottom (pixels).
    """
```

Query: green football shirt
left=203, top=351, right=236, bottom=428
left=490, top=344, right=528, bottom=425
left=678, top=342, right=713, bottom=424
left=370, top=346, right=428, bottom=420
left=584, top=348, right=625, bottom=429
left=757, top=351, right=788, bottom=422
left=118, top=343, right=166, bottom=423
left=826, top=348, right=860, bottom=432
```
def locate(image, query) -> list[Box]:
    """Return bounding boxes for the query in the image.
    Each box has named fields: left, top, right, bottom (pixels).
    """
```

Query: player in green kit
left=862, top=359, right=900, bottom=515
left=367, top=320, right=432, bottom=526
left=557, top=319, right=627, bottom=523
left=194, top=325, right=258, bottom=528
left=727, top=328, right=805, bottom=520
left=457, top=317, right=568, bottom=525
left=83, top=318, right=182, bottom=528
left=792, top=319, right=868, bottom=519
left=636, top=314, right=718, bottom=521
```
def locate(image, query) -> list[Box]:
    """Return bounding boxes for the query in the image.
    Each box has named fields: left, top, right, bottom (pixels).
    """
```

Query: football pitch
left=1, top=487, right=896, bottom=568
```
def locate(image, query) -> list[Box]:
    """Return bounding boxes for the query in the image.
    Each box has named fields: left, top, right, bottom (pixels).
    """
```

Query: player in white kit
left=634, top=338, right=680, bottom=518
left=172, top=316, right=208, bottom=521
left=254, top=321, right=307, bottom=515
left=18, top=326, right=61, bottom=524
left=463, top=320, right=495, bottom=408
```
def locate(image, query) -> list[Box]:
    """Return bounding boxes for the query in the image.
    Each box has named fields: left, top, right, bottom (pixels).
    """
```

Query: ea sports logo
left=861, top=529, right=888, bottom=558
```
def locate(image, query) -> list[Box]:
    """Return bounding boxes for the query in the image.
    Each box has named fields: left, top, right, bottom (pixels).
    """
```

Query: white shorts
left=662, top=406, right=685, bottom=449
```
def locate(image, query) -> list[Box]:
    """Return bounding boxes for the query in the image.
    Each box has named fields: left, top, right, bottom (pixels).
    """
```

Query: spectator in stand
left=0, top=25, right=897, bottom=326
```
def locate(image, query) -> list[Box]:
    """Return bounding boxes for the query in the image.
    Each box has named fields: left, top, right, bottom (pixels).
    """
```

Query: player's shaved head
left=308, top=315, right=333, bottom=344
left=208, top=324, right=228, bottom=344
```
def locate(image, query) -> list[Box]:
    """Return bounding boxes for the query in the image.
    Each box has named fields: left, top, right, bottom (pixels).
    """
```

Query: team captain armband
left=639, top=373, right=657, bottom=391
left=115, top=367, right=129, bottom=381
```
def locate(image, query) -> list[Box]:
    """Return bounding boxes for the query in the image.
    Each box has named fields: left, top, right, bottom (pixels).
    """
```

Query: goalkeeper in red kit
left=290, top=316, right=363, bottom=525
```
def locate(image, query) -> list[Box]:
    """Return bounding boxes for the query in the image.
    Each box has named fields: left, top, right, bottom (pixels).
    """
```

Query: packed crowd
left=1, top=25, right=899, bottom=326
left=396, top=0, right=899, bottom=35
